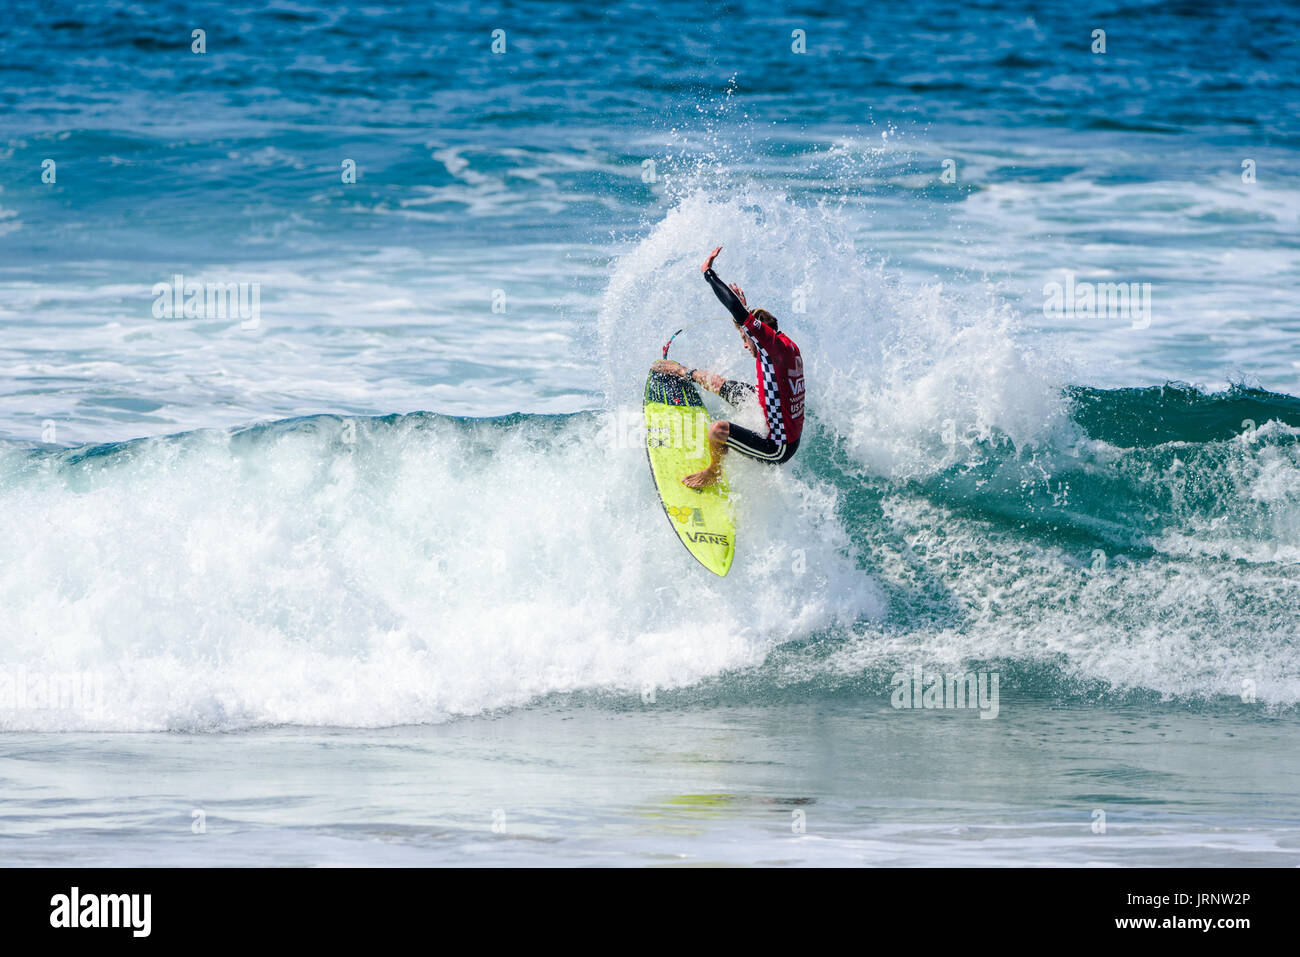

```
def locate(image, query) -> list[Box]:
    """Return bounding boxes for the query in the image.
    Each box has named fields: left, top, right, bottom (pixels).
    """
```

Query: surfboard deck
left=643, top=369, right=736, bottom=577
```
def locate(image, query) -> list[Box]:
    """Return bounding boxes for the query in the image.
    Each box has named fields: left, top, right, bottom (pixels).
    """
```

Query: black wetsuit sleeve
left=704, top=268, right=750, bottom=326
left=719, top=380, right=757, bottom=408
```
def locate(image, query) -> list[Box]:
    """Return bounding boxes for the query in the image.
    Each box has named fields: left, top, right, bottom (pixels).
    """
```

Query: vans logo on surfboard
left=684, top=531, right=729, bottom=546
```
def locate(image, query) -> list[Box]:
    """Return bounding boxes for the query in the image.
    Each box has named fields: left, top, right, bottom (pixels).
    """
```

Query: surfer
left=652, top=246, right=805, bottom=488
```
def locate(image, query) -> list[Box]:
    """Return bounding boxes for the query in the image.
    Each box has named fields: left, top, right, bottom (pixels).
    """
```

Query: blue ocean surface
left=1, top=0, right=1298, bottom=865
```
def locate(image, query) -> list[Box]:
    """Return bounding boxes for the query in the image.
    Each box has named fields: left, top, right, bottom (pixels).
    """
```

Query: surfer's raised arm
left=700, top=246, right=751, bottom=326
left=646, top=244, right=804, bottom=492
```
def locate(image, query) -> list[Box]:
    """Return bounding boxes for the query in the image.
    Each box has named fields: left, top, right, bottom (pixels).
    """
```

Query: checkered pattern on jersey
left=756, top=345, right=786, bottom=443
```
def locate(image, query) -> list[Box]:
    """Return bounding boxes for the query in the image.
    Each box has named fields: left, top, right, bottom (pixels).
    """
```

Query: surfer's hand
left=651, top=359, right=689, bottom=378
left=729, top=283, right=746, bottom=306
left=701, top=246, right=722, bottom=273
left=699, top=371, right=725, bottom=393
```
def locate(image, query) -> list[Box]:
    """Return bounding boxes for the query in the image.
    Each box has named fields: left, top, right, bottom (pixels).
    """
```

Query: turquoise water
left=1, top=1, right=1298, bottom=865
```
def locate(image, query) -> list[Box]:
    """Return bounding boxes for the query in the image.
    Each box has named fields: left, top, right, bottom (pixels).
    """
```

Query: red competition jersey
left=741, top=312, right=804, bottom=445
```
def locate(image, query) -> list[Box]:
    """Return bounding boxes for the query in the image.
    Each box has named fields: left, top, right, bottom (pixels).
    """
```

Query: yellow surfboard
left=644, top=369, right=736, bottom=576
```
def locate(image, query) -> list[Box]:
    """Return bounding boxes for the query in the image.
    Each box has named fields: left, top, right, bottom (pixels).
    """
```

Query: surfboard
left=643, top=369, right=736, bottom=576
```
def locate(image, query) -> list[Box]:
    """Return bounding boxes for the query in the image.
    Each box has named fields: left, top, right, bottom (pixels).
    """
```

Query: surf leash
left=661, top=317, right=729, bottom=360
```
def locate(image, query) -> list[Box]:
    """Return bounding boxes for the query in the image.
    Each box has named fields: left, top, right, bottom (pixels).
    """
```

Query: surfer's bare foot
left=682, top=466, right=720, bottom=489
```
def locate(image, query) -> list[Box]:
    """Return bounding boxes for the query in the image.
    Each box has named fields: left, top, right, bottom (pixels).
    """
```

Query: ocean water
left=1, top=0, right=1299, bottom=866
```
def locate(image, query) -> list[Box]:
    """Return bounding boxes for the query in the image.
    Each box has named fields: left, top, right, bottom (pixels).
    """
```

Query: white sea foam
left=0, top=410, right=882, bottom=732
left=818, top=491, right=1300, bottom=707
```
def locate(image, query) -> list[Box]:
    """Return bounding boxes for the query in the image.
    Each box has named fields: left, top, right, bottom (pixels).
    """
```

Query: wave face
left=3, top=381, right=1299, bottom=732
